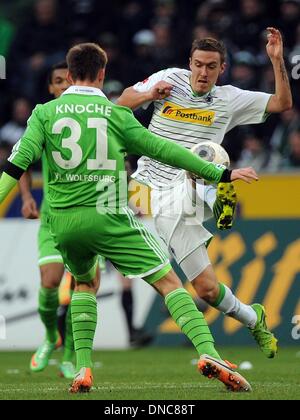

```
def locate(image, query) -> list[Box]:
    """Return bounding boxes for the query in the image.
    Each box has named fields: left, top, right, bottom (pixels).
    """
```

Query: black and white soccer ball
left=188, top=141, right=230, bottom=180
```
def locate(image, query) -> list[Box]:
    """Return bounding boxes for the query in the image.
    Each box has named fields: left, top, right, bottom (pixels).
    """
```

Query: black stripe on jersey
left=185, top=97, right=228, bottom=105
left=169, top=72, right=191, bottom=88
left=169, top=95, right=228, bottom=106
left=168, top=75, right=190, bottom=91
left=214, top=121, right=228, bottom=125
left=167, top=91, right=226, bottom=109
left=149, top=123, right=211, bottom=144
left=148, top=160, right=179, bottom=175
left=3, top=161, right=24, bottom=180
left=148, top=167, right=175, bottom=182
left=169, top=92, right=199, bottom=106
left=150, top=117, right=217, bottom=136
left=150, top=126, right=212, bottom=144
left=154, top=100, right=164, bottom=107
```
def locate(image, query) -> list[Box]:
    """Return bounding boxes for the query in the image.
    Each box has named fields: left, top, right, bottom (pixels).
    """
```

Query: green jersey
left=7, top=86, right=227, bottom=210
left=40, top=152, right=50, bottom=213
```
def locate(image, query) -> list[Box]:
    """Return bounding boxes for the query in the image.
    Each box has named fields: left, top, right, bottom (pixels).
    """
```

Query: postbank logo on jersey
left=161, top=102, right=215, bottom=126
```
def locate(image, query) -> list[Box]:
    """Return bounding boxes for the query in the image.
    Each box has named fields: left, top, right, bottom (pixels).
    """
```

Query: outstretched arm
left=117, top=81, right=173, bottom=110
left=266, top=27, right=293, bottom=113
left=123, top=108, right=258, bottom=184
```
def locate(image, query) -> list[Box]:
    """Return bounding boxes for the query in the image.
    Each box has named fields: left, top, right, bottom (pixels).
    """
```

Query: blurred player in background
left=19, top=62, right=100, bottom=379
left=118, top=28, right=293, bottom=358
left=0, top=43, right=258, bottom=393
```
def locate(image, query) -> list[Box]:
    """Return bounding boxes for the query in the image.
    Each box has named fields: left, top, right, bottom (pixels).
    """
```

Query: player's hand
left=230, top=167, right=259, bottom=184
left=266, top=27, right=284, bottom=61
left=22, top=197, right=39, bottom=219
left=150, top=81, right=173, bottom=100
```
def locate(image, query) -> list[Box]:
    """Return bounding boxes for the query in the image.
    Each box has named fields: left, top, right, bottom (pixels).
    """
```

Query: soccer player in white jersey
left=118, top=27, right=293, bottom=358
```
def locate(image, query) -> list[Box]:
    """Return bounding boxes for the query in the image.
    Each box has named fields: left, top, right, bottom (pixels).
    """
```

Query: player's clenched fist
left=22, top=197, right=39, bottom=219
left=266, top=27, right=284, bottom=62
left=150, top=81, right=173, bottom=100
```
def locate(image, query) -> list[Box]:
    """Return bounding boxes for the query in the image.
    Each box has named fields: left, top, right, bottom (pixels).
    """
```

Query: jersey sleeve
left=133, top=68, right=179, bottom=109
left=0, top=173, right=18, bottom=204
left=227, top=86, right=272, bottom=130
left=8, top=104, right=45, bottom=171
left=121, top=107, right=226, bottom=184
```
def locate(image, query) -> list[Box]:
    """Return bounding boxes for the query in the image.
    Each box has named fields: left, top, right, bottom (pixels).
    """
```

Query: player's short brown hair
left=67, top=43, right=108, bottom=82
left=48, top=61, right=68, bottom=85
left=190, top=38, right=227, bottom=64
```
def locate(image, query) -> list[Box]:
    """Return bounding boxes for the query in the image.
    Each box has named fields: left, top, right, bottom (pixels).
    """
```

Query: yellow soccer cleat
left=250, top=304, right=278, bottom=358
left=213, top=182, right=237, bottom=230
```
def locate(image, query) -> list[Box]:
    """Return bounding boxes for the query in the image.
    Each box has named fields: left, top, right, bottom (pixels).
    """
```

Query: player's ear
left=66, top=71, right=74, bottom=85
left=219, top=62, right=227, bottom=76
left=189, top=57, right=192, bottom=70
left=48, top=84, right=54, bottom=95
left=98, top=68, right=105, bottom=82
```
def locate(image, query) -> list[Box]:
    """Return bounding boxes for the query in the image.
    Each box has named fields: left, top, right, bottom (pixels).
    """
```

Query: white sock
left=204, top=185, right=217, bottom=211
left=215, top=285, right=257, bottom=328
left=196, top=183, right=217, bottom=212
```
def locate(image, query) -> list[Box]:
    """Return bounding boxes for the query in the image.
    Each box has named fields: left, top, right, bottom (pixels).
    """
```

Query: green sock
left=62, top=302, right=75, bottom=363
left=165, top=288, right=221, bottom=360
left=211, top=283, right=226, bottom=307
left=38, top=287, right=59, bottom=343
left=71, top=292, right=97, bottom=370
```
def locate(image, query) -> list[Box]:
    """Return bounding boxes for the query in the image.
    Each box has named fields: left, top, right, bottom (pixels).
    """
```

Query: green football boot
left=30, top=335, right=62, bottom=373
left=249, top=304, right=278, bottom=358
left=213, top=182, right=237, bottom=230
left=59, top=361, right=76, bottom=380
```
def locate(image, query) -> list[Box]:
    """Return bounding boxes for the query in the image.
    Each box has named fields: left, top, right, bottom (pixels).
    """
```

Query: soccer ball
left=191, top=141, right=230, bottom=167
left=188, top=141, right=230, bottom=180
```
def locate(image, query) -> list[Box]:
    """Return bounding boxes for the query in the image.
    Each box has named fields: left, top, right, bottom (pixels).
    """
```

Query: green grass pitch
left=0, top=347, right=299, bottom=400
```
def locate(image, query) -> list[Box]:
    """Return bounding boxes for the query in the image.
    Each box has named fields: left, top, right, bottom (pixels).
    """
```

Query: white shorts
left=151, top=175, right=216, bottom=281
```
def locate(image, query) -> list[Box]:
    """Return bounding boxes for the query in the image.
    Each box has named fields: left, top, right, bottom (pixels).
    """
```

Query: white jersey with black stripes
left=132, top=68, right=271, bottom=189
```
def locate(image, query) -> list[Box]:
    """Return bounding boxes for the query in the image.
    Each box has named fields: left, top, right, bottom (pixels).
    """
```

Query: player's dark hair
left=48, top=61, right=68, bottom=85
left=67, top=43, right=108, bottom=82
left=190, top=38, right=227, bottom=64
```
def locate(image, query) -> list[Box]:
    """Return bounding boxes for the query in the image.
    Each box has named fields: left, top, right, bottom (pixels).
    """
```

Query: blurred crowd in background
left=0, top=0, right=300, bottom=174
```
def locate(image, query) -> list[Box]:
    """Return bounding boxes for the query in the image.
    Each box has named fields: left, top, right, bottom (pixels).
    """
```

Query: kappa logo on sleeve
left=161, top=102, right=215, bottom=126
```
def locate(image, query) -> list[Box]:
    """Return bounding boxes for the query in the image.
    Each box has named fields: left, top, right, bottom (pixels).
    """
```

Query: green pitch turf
left=0, top=347, right=299, bottom=400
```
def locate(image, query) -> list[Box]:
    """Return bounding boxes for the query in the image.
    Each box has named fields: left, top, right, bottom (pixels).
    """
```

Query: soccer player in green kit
left=0, top=43, right=258, bottom=394
left=19, top=62, right=101, bottom=379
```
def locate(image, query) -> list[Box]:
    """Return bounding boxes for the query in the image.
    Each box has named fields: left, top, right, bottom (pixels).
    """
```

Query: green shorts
left=38, top=210, right=64, bottom=266
left=49, top=206, right=171, bottom=284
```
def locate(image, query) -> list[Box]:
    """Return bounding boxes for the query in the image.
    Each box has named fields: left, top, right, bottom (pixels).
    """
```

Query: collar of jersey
left=62, top=86, right=107, bottom=98
left=190, top=83, right=217, bottom=99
